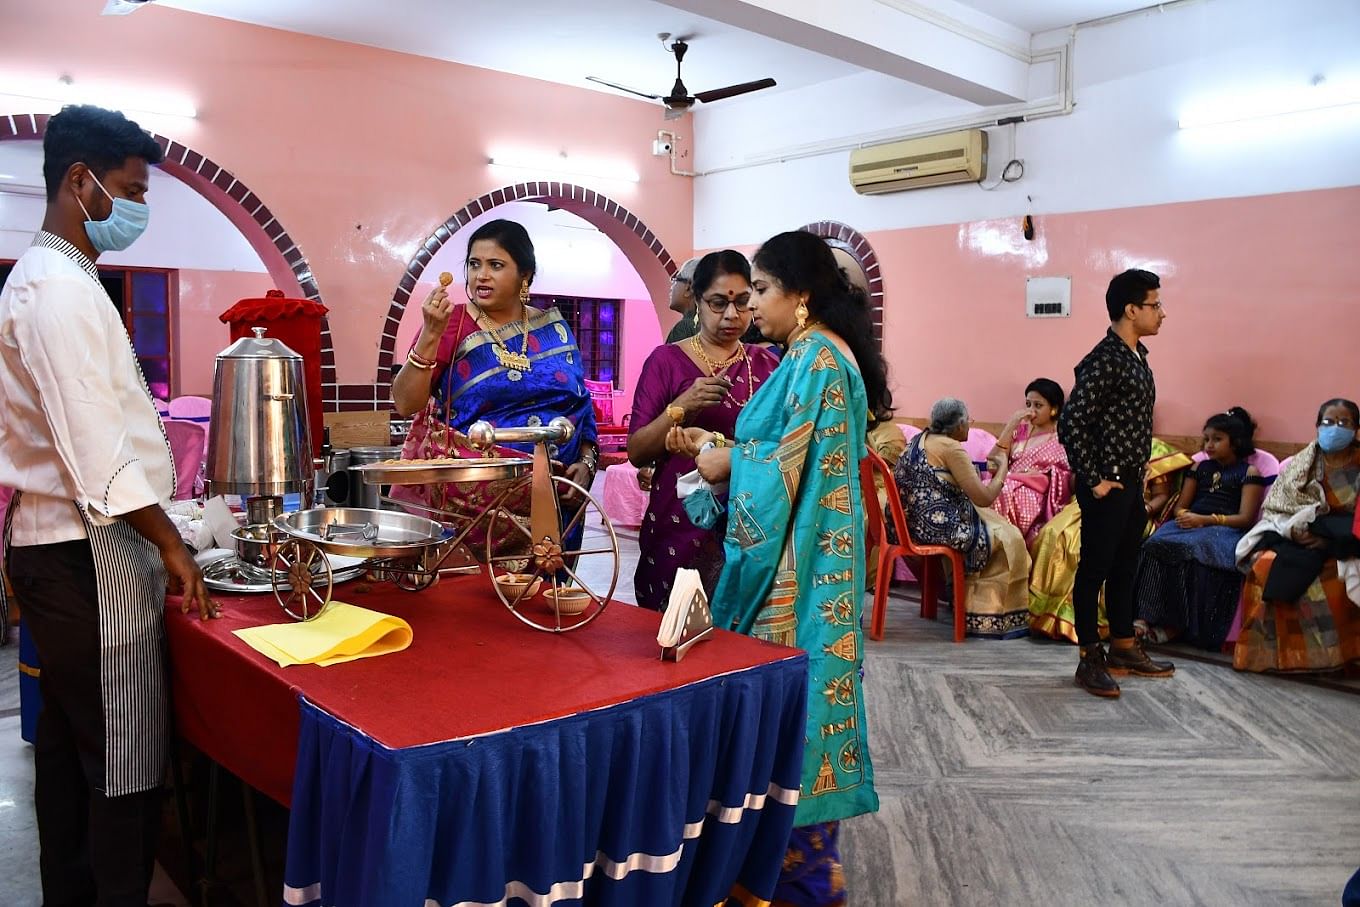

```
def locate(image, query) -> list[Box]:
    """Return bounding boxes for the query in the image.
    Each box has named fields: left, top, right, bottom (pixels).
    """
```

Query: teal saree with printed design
left=711, top=332, right=878, bottom=827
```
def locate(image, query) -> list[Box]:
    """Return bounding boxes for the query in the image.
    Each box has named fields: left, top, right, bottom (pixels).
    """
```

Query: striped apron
left=5, top=492, right=171, bottom=796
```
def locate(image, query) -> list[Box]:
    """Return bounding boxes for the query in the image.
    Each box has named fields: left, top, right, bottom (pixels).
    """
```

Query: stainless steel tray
left=352, top=456, right=532, bottom=486
left=272, top=507, right=452, bottom=558
left=201, top=553, right=366, bottom=594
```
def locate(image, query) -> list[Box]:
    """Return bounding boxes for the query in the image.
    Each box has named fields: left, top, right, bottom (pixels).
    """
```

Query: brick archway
left=0, top=113, right=337, bottom=396
left=338, top=183, right=678, bottom=409
left=799, top=220, right=885, bottom=345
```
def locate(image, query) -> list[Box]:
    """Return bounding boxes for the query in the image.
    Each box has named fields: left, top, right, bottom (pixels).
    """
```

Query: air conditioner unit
left=849, top=129, right=988, bottom=195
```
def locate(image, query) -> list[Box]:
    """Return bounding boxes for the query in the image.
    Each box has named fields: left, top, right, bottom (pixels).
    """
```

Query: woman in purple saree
left=627, top=251, right=779, bottom=610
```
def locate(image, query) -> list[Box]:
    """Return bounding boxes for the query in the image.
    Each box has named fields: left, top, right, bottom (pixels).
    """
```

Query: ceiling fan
left=587, top=36, right=777, bottom=120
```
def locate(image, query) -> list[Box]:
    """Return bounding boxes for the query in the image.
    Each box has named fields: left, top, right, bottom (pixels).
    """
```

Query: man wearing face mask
left=0, top=104, right=217, bottom=906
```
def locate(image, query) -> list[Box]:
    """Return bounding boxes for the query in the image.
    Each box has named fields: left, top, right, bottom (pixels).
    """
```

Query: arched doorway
left=0, top=113, right=338, bottom=402
left=361, top=182, right=678, bottom=402
left=799, top=220, right=885, bottom=346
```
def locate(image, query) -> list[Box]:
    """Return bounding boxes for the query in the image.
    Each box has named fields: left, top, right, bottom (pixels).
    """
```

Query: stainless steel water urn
left=204, top=327, right=314, bottom=498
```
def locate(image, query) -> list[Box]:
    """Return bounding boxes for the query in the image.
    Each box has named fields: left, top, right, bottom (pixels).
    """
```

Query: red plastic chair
left=860, top=450, right=969, bottom=643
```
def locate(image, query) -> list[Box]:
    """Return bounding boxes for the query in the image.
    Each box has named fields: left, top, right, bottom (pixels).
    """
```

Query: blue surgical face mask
left=1318, top=424, right=1356, bottom=453
left=75, top=170, right=149, bottom=253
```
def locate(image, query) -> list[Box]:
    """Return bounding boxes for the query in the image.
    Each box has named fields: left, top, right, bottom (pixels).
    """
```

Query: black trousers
left=1073, top=481, right=1147, bottom=647
left=8, top=540, right=160, bottom=907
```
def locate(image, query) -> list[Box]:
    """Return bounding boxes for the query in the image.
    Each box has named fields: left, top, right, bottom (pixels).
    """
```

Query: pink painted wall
left=6, top=0, right=692, bottom=384
left=871, top=186, right=1360, bottom=443
left=174, top=269, right=277, bottom=395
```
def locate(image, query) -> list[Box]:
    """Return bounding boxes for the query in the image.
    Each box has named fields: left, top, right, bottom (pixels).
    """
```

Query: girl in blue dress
left=1133, top=407, right=1270, bottom=648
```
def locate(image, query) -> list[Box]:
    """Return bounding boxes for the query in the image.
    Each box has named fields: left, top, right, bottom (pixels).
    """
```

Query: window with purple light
left=530, top=294, right=623, bottom=389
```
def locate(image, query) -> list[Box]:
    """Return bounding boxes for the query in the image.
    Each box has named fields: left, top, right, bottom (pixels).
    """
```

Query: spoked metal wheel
left=393, top=549, right=441, bottom=592
left=486, top=475, right=619, bottom=632
left=270, top=538, right=334, bottom=621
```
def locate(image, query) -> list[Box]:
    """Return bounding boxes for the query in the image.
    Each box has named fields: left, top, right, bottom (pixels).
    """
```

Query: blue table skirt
left=19, top=619, right=40, bottom=744
left=283, top=654, right=808, bottom=907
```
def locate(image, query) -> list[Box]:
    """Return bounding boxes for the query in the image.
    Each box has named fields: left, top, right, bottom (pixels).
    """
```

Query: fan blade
left=585, top=76, right=662, bottom=101
left=694, top=78, right=777, bottom=104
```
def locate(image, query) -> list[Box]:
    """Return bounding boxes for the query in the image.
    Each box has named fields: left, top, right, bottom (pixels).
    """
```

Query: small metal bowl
left=231, top=524, right=278, bottom=570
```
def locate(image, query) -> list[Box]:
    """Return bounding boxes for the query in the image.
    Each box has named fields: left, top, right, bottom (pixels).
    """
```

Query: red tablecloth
left=165, top=574, right=798, bottom=806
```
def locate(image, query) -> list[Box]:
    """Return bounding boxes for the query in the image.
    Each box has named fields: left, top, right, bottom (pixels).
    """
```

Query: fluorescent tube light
left=488, top=153, right=639, bottom=184
left=1178, top=82, right=1360, bottom=129
left=0, top=77, right=197, bottom=120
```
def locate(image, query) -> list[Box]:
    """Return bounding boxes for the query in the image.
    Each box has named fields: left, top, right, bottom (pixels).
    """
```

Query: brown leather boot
left=1106, top=639, right=1175, bottom=677
left=1075, top=645, right=1121, bottom=698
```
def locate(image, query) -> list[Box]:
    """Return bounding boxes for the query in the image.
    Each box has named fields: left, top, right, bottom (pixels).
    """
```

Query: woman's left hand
left=562, top=460, right=594, bottom=502
left=1175, top=511, right=1204, bottom=529
left=695, top=447, right=732, bottom=484
left=666, top=426, right=713, bottom=458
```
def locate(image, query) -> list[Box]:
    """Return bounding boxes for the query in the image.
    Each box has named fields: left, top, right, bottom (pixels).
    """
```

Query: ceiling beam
left=657, top=0, right=1030, bottom=105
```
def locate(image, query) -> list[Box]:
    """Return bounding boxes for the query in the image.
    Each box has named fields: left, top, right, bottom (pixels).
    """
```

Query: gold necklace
left=689, top=334, right=744, bottom=372
left=472, top=301, right=532, bottom=372
left=789, top=320, right=826, bottom=346
left=690, top=334, right=754, bottom=407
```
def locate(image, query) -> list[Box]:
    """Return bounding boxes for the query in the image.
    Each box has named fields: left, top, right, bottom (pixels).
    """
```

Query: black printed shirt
left=1057, top=328, right=1156, bottom=487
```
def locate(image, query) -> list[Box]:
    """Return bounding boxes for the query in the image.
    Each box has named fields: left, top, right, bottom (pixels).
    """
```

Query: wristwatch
left=666, top=404, right=686, bottom=426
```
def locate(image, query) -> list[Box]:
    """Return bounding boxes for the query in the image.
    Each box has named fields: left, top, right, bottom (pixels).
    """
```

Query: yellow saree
left=1027, top=439, right=1194, bottom=643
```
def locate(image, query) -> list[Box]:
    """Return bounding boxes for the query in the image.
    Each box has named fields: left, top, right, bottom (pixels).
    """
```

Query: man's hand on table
left=164, top=543, right=220, bottom=620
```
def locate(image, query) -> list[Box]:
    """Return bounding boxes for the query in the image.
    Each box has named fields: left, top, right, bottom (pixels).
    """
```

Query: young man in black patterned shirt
left=1057, top=269, right=1175, bottom=698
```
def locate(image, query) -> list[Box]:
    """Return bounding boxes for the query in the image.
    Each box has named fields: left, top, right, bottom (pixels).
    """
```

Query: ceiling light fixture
left=1178, top=79, right=1360, bottom=129
left=488, top=153, right=639, bottom=184
left=0, top=76, right=198, bottom=120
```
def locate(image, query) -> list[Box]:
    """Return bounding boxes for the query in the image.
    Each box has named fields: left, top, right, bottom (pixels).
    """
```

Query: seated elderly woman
left=893, top=397, right=1031, bottom=638
left=1233, top=397, right=1360, bottom=673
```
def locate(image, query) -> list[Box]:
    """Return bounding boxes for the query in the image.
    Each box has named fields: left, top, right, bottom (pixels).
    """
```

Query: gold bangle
left=713, top=432, right=727, bottom=449
left=1214, top=514, right=1226, bottom=525
left=405, top=351, right=433, bottom=370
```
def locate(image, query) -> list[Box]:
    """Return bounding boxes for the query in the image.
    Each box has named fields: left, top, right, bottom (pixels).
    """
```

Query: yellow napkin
left=233, top=602, right=413, bottom=668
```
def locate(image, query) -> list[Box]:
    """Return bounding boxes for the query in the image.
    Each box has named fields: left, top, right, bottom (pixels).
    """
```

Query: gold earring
left=519, top=280, right=530, bottom=305
left=795, top=301, right=809, bottom=330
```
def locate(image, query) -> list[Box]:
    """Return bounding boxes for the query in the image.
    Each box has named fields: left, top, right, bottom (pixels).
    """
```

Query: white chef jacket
left=0, top=231, right=174, bottom=546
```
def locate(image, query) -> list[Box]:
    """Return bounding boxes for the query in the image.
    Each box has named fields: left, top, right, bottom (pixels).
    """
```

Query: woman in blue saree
left=668, top=230, right=887, bottom=907
left=391, top=219, right=598, bottom=552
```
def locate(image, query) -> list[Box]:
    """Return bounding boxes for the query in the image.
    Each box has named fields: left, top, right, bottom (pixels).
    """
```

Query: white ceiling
left=155, top=0, right=860, bottom=101
left=954, top=0, right=1155, bottom=33
left=155, top=0, right=1158, bottom=106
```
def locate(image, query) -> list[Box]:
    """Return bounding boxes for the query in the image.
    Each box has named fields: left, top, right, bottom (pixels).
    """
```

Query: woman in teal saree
left=669, top=230, right=888, bottom=907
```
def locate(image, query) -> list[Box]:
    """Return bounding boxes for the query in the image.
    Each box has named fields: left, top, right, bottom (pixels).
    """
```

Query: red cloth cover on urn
left=219, top=290, right=329, bottom=450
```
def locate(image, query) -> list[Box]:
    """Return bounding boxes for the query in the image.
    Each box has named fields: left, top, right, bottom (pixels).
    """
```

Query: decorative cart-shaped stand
left=268, top=418, right=619, bottom=632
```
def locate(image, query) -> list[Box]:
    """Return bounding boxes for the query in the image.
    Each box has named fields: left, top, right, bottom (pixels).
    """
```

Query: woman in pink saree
left=992, top=378, right=1073, bottom=545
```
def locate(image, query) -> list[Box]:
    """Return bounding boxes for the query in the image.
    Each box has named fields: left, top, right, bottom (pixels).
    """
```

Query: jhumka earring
left=692, top=306, right=700, bottom=327
left=519, top=279, right=531, bottom=304
left=795, top=301, right=809, bottom=330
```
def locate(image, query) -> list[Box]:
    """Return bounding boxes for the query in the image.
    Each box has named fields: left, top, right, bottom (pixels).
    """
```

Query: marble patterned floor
left=844, top=590, right=1360, bottom=906
left=2, top=518, right=1358, bottom=905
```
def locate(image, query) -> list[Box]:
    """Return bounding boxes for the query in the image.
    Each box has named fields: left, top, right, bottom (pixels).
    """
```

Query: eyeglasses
left=701, top=294, right=752, bottom=314
left=670, top=276, right=691, bottom=286
left=1134, top=301, right=1164, bottom=311
left=1320, top=418, right=1357, bottom=429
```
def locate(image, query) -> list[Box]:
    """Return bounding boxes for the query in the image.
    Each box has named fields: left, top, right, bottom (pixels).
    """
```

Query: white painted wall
left=0, top=140, right=266, bottom=271
left=691, top=0, right=1360, bottom=247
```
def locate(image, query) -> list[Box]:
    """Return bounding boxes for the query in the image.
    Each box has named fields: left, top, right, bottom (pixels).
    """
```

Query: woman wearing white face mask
left=1233, top=397, right=1360, bottom=673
